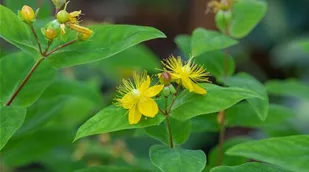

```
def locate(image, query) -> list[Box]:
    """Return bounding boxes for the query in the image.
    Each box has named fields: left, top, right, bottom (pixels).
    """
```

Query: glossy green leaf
left=74, top=105, right=165, bottom=141
left=150, top=145, right=206, bottom=172
left=74, top=166, right=146, bottom=172
left=48, top=24, right=166, bottom=68
left=191, top=113, right=218, bottom=132
left=0, top=106, right=26, bottom=150
left=0, top=52, right=56, bottom=107
left=175, top=35, right=191, bottom=56
left=208, top=137, right=250, bottom=167
left=191, top=28, right=238, bottom=57
left=229, top=0, right=268, bottom=38
left=170, top=83, right=261, bottom=121
left=226, top=135, right=309, bottom=172
left=221, top=73, right=269, bottom=120
left=210, top=162, right=291, bottom=172
left=0, top=5, right=38, bottom=55
left=145, top=117, right=191, bottom=145
left=266, top=79, right=309, bottom=101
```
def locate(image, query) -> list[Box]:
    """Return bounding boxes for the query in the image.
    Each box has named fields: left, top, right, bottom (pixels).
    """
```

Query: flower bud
left=77, top=32, right=93, bottom=41
left=41, top=20, right=60, bottom=40
left=159, top=72, right=172, bottom=85
left=215, top=10, right=232, bottom=33
left=19, top=5, right=35, bottom=24
left=57, top=10, right=69, bottom=23
left=169, top=85, right=177, bottom=95
left=45, top=28, right=58, bottom=40
left=162, top=86, right=171, bottom=97
left=52, top=0, right=67, bottom=8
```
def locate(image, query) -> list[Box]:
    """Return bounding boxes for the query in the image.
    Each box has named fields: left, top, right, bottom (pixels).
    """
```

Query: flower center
left=131, top=89, right=141, bottom=98
left=181, top=65, right=191, bottom=77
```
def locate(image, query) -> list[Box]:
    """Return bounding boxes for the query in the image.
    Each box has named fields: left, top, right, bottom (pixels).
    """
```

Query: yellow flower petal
left=138, top=97, right=158, bottom=117
left=144, top=84, right=164, bottom=97
left=69, top=10, right=81, bottom=17
left=119, top=93, right=135, bottom=109
left=139, top=75, right=150, bottom=92
left=60, top=24, right=66, bottom=35
left=192, top=82, right=207, bottom=95
left=128, top=105, right=142, bottom=124
left=181, top=77, right=194, bottom=92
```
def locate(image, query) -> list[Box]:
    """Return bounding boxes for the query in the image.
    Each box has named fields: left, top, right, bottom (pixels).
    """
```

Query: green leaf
left=145, top=117, right=191, bottom=145
left=229, top=0, right=268, bottom=38
left=226, top=135, right=309, bottom=172
left=221, top=73, right=269, bottom=120
left=0, top=5, right=38, bottom=55
left=74, top=105, right=165, bottom=141
left=191, top=28, right=238, bottom=57
left=191, top=113, right=218, bottom=132
left=175, top=35, right=191, bottom=56
left=170, top=83, right=261, bottom=121
left=265, top=79, right=309, bottom=101
left=0, top=52, right=56, bottom=107
left=0, top=106, right=26, bottom=150
left=210, top=162, right=291, bottom=172
left=48, top=24, right=166, bottom=68
left=208, top=137, right=250, bottom=167
left=74, top=166, right=146, bottom=172
left=150, top=145, right=206, bottom=172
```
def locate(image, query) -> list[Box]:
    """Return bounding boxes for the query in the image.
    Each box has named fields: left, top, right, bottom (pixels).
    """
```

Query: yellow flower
left=67, top=23, right=93, bottom=35
left=162, top=56, right=210, bottom=95
left=116, top=72, right=164, bottom=124
left=68, top=10, right=82, bottom=24
left=206, top=0, right=236, bottom=13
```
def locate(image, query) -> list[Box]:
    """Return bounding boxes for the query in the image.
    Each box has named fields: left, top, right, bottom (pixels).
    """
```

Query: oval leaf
left=0, top=5, right=37, bottom=55
left=191, top=28, right=238, bottom=57
left=220, top=73, right=269, bottom=120
left=150, top=145, right=206, bottom=172
left=74, top=166, right=146, bottom=172
left=0, top=52, right=56, bottom=107
left=226, top=135, right=309, bottom=172
left=229, top=0, right=268, bottom=38
left=0, top=106, right=26, bottom=150
left=48, top=24, right=166, bottom=68
left=74, top=105, right=165, bottom=141
left=170, top=83, right=261, bottom=121
left=210, top=162, right=291, bottom=172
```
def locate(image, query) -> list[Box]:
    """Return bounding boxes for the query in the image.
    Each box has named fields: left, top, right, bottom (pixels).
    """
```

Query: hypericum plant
left=1, top=0, right=309, bottom=172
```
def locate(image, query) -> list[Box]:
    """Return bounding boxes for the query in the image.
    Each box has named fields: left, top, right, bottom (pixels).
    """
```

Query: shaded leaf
left=210, top=162, right=291, bottom=172
left=175, top=35, right=191, bottom=56
left=226, top=135, right=309, bottom=172
left=74, top=166, right=147, bottom=172
left=150, top=145, right=206, bottom=172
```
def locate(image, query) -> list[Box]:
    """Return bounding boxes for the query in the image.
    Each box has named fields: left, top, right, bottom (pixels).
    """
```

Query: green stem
left=5, top=58, right=45, bottom=106
left=217, top=110, right=225, bottom=165
left=45, top=39, right=77, bottom=57
left=30, top=24, right=43, bottom=55
left=165, top=116, right=174, bottom=148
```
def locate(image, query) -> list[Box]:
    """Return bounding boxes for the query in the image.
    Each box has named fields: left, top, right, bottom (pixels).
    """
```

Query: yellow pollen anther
left=131, top=89, right=140, bottom=98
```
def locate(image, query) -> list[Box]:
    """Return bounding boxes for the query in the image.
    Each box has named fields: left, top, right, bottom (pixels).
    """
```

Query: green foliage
left=74, top=166, right=146, bottom=172
left=145, top=117, right=191, bottom=145
left=266, top=79, right=309, bottom=101
left=0, top=52, right=56, bottom=107
left=191, top=28, right=238, bottom=57
left=74, top=105, right=165, bottom=141
left=220, top=73, right=269, bottom=120
left=0, top=106, right=26, bottom=150
left=226, top=135, right=309, bottom=172
left=229, top=0, right=268, bottom=38
left=150, top=145, right=206, bottom=172
left=210, top=162, right=291, bottom=172
left=48, top=24, right=166, bottom=68
left=170, top=83, right=262, bottom=121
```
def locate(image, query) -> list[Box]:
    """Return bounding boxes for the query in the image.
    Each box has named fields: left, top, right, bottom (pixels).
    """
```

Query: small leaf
left=221, top=73, right=269, bottom=120
left=266, top=79, right=309, bottom=101
left=191, top=28, right=238, bottom=57
left=210, top=162, right=291, bottom=172
left=226, top=135, right=309, bottom=172
left=74, top=166, right=147, bottom=172
left=48, top=24, right=166, bottom=68
left=145, top=117, right=191, bottom=145
left=0, top=106, right=26, bottom=150
left=229, top=0, right=268, bottom=38
left=150, top=145, right=206, bottom=172
left=74, top=105, right=165, bottom=141
left=170, top=83, right=261, bottom=121
left=0, top=5, right=38, bottom=55
left=0, top=52, right=56, bottom=107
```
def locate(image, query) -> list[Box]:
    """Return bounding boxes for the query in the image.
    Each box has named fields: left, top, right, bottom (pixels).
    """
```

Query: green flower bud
left=52, top=0, right=67, bottom=8
left=57, top=10, right=69, bottom=23
left=215, top=10, right=232, bottom=33
left=162, top=86, right=171, bottom=97
left=159, top=72, right=172, bottom=85
left=41, top=20, right=60, bottom=40
left=18, top=5, right=36, bottom=24
left=169, top=85, right=177, bottom=95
